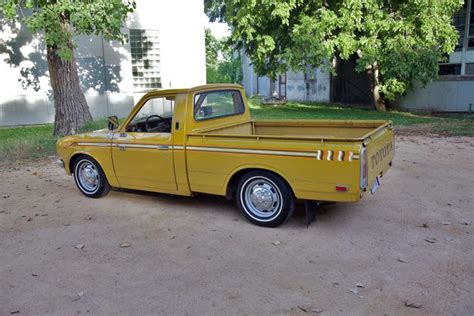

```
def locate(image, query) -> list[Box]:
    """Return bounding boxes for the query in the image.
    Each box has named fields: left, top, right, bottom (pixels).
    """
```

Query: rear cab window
left=194, top=90, right=245, bottom=121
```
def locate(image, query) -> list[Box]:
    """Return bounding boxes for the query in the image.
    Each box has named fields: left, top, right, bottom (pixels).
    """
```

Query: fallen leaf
left=441, top=221, right=451, bottom=225
left=425, top=238, right=437, bottom=244
left=272, top=241, right=281, bottom=246
left=74, top=244, right=85, bottom=249
left=397, top=258, right=408, bottom=263
left=404, top=301, right=422, bottom=309
left=312, top=308, right=323, bottom=313
left=356, top=282, right=365, bottom=288
left=10, top=311, right=20, bottom=315
left=459, top=221, right=471, bottom=226
left=120, top=242, right=131, bottom=248
left=3, top=195, right=10, bottom=199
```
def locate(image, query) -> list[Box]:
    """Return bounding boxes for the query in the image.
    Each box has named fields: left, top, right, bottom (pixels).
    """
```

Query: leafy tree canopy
left=205, top=0, right=462, bottom=102
left=1, top=0, right=135, bottom=59
left=205, top=27, right=242, bottom=84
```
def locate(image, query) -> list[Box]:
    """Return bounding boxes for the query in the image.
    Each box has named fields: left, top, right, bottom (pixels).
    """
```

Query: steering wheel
left=145, top=115, right=171, bottom=132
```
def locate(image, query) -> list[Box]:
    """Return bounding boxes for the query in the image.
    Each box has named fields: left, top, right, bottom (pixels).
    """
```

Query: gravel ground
left=1, top=135, right=473, bottom=315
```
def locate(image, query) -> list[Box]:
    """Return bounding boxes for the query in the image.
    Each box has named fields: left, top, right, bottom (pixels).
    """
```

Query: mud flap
left=305, top=201, right=320, bottom=227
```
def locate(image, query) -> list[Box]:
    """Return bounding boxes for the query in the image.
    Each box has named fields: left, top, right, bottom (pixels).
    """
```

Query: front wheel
left=73, top=155, right=110, bottom=198
left=236, top=171, right=295, bottom=227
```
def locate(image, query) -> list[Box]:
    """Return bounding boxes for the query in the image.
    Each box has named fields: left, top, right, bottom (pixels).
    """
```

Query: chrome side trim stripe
left=76, top=142, right=110, bottom=147
left=186, top=146, right=318, bottom=158
left=76, top=142, right=357, bottom=161
left=117, top=143, right=160, bottom=149
left=77, top=142, right=174, bottom=150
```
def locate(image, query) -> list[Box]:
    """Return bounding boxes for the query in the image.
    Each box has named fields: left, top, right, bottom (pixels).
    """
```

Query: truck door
left=111, top=95, right=177, bottom=191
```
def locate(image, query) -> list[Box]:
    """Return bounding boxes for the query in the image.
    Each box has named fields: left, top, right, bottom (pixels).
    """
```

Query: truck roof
left=145, top=84, right=244, bottom=95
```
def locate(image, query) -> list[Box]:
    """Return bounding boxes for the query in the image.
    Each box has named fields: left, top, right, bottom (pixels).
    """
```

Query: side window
left=194, top=90, right=245, bottom=121
left=127, top=96, right=174, bottom=133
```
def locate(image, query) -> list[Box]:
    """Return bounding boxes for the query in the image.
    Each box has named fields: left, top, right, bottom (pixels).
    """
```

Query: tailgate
left=364, top=124, right=395, bottom=189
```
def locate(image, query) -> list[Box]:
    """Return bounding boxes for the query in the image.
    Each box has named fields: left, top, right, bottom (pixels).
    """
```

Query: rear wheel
left=73, top=155, right=110, bottom=198
left=236, top=171, right=295, bottom=227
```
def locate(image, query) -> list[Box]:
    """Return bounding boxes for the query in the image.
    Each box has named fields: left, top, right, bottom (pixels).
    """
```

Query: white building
left=0, top=0, right=206, bottom=126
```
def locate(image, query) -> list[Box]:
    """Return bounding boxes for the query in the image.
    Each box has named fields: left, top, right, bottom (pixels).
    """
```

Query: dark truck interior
left=126, top=115, right=172, bottom=133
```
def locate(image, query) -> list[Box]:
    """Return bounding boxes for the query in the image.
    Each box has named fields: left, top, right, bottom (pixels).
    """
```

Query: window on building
left=130, top=29, right=161, bottom=92
left=438, top=63, right=462, bottom=76
left=453, top=3, right=467, bottom=51
left=465, top=63, right=474, bottom=74
left=469, top=5, right=474, bottom=49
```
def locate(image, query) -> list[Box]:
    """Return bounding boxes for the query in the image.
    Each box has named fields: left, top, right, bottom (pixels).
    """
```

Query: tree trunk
left=47, top=45, right=92, bottom=136
left=368, top=63, right=386, bottom=111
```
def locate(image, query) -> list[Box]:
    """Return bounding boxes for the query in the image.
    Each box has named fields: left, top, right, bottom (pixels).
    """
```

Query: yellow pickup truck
left=56, top=84, right=394, bottom=227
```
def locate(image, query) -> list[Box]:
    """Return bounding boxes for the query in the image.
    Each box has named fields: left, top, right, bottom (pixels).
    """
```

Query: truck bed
left=191, top=120, right=391, bottom=141
left=186, top=118, right=394, bottom=202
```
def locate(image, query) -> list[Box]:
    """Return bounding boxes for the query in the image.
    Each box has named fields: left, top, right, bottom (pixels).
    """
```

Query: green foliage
left=205, top=28, right=220, bottom=68
left=205, top=0, right=462, bottom=100
left=205, top=27, right=242, bottom=83
left=1, top=0, right=136, bottom=59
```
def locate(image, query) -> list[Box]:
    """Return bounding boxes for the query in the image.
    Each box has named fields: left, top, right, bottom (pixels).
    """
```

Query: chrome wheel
left=241, top=176, right=282, bottom=221
left=76, top=159, right=100, bottom=194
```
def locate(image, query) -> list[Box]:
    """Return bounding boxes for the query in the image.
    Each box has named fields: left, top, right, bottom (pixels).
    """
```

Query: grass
left=0, top=119, right=107, bottom=162
left=0, top=101, right=472, bottom=162
left=248, top=99, right=438, bottom=125
left=431, top=116, right=474, bottom=136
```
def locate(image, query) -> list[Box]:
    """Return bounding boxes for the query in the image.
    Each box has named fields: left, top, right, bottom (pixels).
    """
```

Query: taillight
left=360, top=147, right=368, bottom=189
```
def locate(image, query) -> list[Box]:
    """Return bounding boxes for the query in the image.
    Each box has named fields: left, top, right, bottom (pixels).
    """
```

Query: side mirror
left=108, top=116, right=119, bottom=130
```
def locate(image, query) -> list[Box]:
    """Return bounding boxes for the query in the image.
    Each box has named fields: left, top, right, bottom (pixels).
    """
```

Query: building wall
left=241, top=54, right=331, bottom=102
left=0, top=0, right=206, bottom=126
left=400, top=0, right=474, bottom=112
left=400, top=78, right=474, bottom=112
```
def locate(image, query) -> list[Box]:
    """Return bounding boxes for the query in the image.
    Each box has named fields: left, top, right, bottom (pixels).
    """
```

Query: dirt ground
left=1, top=135, right=473, bottom=315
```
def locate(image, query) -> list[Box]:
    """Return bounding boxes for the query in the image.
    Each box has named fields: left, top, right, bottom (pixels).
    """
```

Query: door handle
left=157, top=145, right=169, bottom=150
